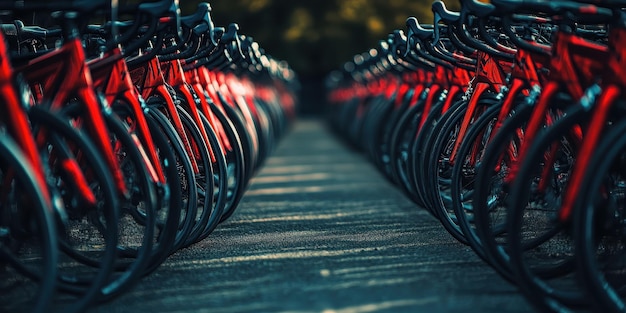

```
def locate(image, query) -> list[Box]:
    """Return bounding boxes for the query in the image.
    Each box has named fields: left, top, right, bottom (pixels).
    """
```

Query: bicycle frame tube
left=184, top=67, right=233, bottom=152
left=161, top=58, right=216, bottom=162
left=418, top=83, right=441, bottom=132
left=448, top=81, right=490, bottom=165
left=129, top=55, right=200, bottom=173
left=17, top=37, right=129, bottom=197
left=0, top=35, right=51, bottom=207
left=448, top=49, right=510, bottom=166
left=504, top=81, right=559, bottom=185
left=490, top=78, right=526, bottom=144
left=552, top=32, right=609, bottom=100
left=503, top=29, right=610, bottom=186
left=88, top=48, right=165, bottom=184
left=559, top=85, right=620, bottom=222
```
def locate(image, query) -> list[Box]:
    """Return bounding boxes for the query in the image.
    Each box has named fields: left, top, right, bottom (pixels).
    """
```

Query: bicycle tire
left=221, top=101, right=256, bottom=181
left=471, top=103, right=545, bottom=285
left=507, top=105, right=588, bottom=311
left=145, top=99, right=198, bottom=256
left=208, top=101, right=247, bottom=223
left=96, top=110, right=159, bottom=301
left=112, top=103, right=188, bottom=278
left=449, top=103, right=502, bottom=261
left=28, top=106, right=119, bottom=313
left=0, top=134, right=58, bottom=313
left=410, top=96, right=465, bottom=213
left=362, top=95, right=395, bottom=176
left=424, top=98, right=474, bottom=243
left=194, top=109, right=228, bottom=242
left=387, top=91, right=427, bottom=203
left=574, top=117, right=626, bottom=313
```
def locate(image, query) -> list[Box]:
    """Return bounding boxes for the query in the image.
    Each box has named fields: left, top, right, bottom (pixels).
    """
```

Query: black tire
left=208, top=102, right=247, bottom=223
left=387, top=93, right=426, bottom=202
left=28, top=106, right=119, bottom=313
left=116, top=106, right=188, bottom=276
left=410, top=96, right=465, bottom=213
left=472, top=104, right=534, bottom=281
left=428, top=92, right=500, bottom=245
left=424, top=99, right=472, bottom=243
left=221, top=101, right=256, bottom=181
left=96, top=111, right=159, bottom=301
left=250, top=99, right=272, bottom=168
left=507, top=105, right=589, bottom=311
left=0, top=135, right=58, bottom=313
left=362, top=96, right=395, bottom=174
left=449, top=103, right=502, bottom=262
left=173, top=107, right=215, bottom=247
left=144, top=107, right=196, bottom=257
left=218, top=92, right=260, bottom=175
left=574, top=118, right=626, bottom=313
left=53, top=99, right=159, bottom=302
left=195, top=110, right=228, bottom=241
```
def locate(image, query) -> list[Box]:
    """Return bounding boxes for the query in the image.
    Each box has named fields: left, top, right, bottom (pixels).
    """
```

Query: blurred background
left=183, top=0, right=460, bottom=115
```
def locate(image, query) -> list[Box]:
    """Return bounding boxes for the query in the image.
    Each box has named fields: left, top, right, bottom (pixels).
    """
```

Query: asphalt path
left=95, top=118, right=534, bottom=313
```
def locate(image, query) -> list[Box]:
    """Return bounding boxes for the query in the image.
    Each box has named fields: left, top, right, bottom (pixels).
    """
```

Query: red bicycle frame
left=504, top=30, right=610, bottom=186
left=183, top=64, right=233, bottom=152
left=558, top=26, right=626, bottom=221
left=0, top=32, right=51, bottom=207
left=88, top=47, right=165, bottom=185
left=17, top=35, right=129, bottom=197
left=129, top=54, right=200, bottom=173
left=447, top=50, right=511, bottom=166
left=161, top=56, right=217, bottom=162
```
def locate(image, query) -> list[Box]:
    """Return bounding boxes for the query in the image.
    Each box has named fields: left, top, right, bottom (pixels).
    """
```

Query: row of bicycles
left=0, top=1, right=298, bottom=312
left=327, top=0, right=626, bottom=312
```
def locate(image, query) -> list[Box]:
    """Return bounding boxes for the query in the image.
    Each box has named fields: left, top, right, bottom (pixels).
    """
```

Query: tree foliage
left=183, top=0, right=460, bottom=78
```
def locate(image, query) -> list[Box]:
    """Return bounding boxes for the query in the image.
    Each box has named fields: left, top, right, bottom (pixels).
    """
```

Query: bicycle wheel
left=173, top=106, right=216, bottom=247
left=362, top=95, right=395, bottom=175
left=195, top=109, right=229, bottom=242
left=250, top=98, right=272, bottom=168
left=507, top=105, right=588, bottom=311
left=208, top=101, right=247, bottom=223
left=424, top=97, right=476, bottom=243
left=58, top=99, right=160, bottom=302
left=219, top=92, right=260, bottom=175
left=144, top=107, right=196, bottom=257
left=0, top=134, right=58, bottom=313
left=111, top=103, right=186, bottom=279
left=221, top=101, right=256, bottom=182
left=28, top=106, right=119, bottom=313
left=387, top=87, right=429, bottom=201
left=449, top=103, right=502, bottom=262
left=574, top=117, right=626, bottom=313
left=256, top=96, right=284, bottom=148
left=410, top=96, right=465, bottom=213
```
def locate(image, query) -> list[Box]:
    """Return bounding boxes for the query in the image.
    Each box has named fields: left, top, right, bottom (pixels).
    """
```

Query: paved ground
left=94, top=119, right=534, bottom=313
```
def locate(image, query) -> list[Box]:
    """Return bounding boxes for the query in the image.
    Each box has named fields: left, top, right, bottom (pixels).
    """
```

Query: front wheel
left=0, top=135, right=58, bottom=313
